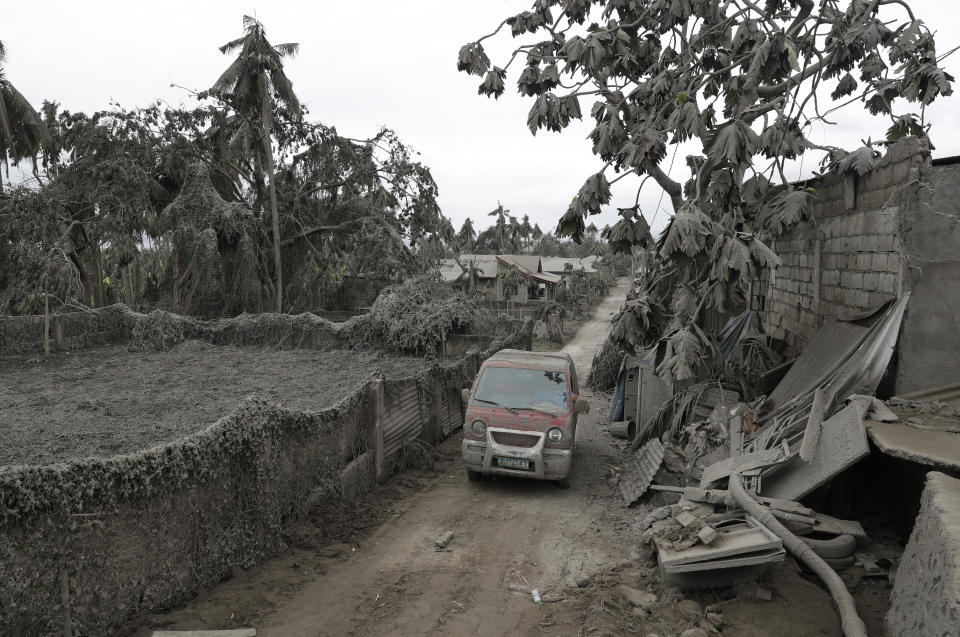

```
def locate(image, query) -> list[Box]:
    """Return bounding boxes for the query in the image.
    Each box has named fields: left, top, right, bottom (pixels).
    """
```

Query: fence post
left=372, top=380, right=386, bottom=482
left=432, top=375, right=445, bottom=443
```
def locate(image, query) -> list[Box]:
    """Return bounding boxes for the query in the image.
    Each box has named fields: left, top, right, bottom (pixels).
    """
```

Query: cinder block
left=841, top=271, right=854, bottom=288
left=880, top=211, right=899, bottom=234
left=862, top=235, right=879, bottom=252
left=856, top=254, right=872, bottom=271
left=887, top=254, right=901, bottom=273
left=878, top=235, right=895, bottom=251
left=850, top=272, right=864, bottom=289
left=880, top=273, right=897, bottom=293
left=864, top=272, right=880, bottom=291
left=872, top=253, right=889, bottom=271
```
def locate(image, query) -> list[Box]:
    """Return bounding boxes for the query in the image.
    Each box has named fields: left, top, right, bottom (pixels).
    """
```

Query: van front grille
left=491, top=431, right=539, bottom=448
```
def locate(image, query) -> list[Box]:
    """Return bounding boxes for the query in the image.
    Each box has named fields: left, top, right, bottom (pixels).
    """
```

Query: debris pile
left=614, top=295, right=930, bottom=634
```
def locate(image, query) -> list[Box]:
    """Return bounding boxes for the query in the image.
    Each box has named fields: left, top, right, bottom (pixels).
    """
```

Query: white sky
left=4, top=0, right=959, bottom=237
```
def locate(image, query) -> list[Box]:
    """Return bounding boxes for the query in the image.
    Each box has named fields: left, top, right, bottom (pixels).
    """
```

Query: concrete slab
left=886, top=472, right=960, bottom=636
left=760, top=403, right=870, bottom=501
left=867, top=419, right=960, bottom=472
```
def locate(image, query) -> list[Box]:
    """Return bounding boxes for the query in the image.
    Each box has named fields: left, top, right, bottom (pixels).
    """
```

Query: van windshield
left=473, top=366, right=568, bottom=413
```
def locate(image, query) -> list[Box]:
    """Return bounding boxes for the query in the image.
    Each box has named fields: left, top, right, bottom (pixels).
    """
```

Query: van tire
left=467, top=469, right=483, bottom=481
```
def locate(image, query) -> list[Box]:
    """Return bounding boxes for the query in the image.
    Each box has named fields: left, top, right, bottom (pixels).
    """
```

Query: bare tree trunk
left=173, top=246, right=181, bottom=312
left=260, top=78, right=283, bottom=314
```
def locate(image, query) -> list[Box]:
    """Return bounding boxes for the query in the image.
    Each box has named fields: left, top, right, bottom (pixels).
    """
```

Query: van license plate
left=497, top=457, right=529, bottom=470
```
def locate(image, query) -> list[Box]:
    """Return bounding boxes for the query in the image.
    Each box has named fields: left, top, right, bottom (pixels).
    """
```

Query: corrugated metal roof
left=440, top=255, right=499, bottom=280
left=540, top=256, right=598, bottom=274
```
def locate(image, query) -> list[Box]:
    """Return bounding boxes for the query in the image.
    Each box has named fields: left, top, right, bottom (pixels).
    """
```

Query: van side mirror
left=574, top=397, right=590, bottom=415
left=461, top=388, right=471, bottom=405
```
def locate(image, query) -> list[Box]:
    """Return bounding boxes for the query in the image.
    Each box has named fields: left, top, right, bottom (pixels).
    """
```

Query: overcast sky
left=4, top=1, right=959, bottom=236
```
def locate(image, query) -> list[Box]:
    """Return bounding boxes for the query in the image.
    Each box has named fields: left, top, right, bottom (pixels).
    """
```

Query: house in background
left=438, top=254, right=562, bottom=301
left=495, top=255, right=561, bottom=301
left=438, top=254, right=499, bottom=298
left=541, top=255, right=600, bottom=286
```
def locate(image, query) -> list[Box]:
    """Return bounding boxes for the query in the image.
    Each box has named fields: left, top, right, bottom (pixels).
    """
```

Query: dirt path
left=243, top=284, right=636, bottom=636
left=560, top=278, right=628, bottom=376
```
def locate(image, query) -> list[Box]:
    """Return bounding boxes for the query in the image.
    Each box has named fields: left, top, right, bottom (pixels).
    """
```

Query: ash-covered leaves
left=603, top=206, right=653, bottom=254
left=457, top=0, right=954, bottom=380
left=457, top=42, right=490, bottom=76
left=556, top=171, right=611, bottom=241
left=705, top=120, right=759, bottom=166
left=659, top=205, right=713, bottom=259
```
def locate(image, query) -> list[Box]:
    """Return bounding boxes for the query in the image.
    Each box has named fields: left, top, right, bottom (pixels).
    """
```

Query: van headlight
left=471, top=420, right=487, bottom=436
left=547, top=427, right=563, bottom=442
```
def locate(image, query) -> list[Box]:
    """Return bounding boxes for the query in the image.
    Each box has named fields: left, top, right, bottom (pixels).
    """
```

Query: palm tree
left=0, top=41, right=50, bottom=191
left=519, top=214, right=533, bottom=249
left=211, top=16, right=300, bottom=312
left=457, top=217, right=476, bottom=254
left=487, top=201, right=513, bottom=252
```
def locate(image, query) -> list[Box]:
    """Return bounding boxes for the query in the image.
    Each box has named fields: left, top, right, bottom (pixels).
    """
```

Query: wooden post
left=43, top=291, right=50, bottom=356
left=60, top=568, right=71, bottom=637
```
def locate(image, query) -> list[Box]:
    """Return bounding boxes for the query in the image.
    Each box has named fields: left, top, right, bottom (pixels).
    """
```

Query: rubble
left=612, top=292, right=960, bottom=634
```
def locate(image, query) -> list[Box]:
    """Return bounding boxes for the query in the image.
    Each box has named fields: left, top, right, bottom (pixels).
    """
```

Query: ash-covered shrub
left=129, top=310, right=188, bottom=351
left=358, top=277, right=496, bottom=355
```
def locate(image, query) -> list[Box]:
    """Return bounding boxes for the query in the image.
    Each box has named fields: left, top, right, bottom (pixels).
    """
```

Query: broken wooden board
left=664, top=547, right=786, bottom=573
left=760, top=403, right=870, bottom=501
left=813, top=513, right=869, bottom=544
left=658, top=517, right=782, bottom=570
left=699, top=446, right=788, bottom=489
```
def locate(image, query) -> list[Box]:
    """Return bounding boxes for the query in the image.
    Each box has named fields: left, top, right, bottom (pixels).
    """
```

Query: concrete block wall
left=760, top=137, right=926, bottom=351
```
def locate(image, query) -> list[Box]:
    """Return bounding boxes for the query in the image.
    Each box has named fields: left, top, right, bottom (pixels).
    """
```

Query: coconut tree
left=487, top=201, right=513, bottom=252
left=210, top=16, right=300, bottom=312
left=457, top=216, right=476, bottom=254
left=0, top=40, right=49, bottom=191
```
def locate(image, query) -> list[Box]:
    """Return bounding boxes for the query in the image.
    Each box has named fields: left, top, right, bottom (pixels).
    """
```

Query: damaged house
left=619, top=138, right=960, bottom=636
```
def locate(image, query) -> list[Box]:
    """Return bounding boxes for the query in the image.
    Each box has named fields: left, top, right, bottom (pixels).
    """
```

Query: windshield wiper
left=472, top=398, right=517, bottom=414
left=516, top=407, right=560, bottom=417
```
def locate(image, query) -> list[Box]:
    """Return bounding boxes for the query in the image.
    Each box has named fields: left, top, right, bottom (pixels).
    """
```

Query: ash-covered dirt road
left=254, top=281, right=635, bottom=636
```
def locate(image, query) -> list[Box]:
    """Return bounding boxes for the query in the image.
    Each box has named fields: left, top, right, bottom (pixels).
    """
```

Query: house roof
left=496, top=255, right=562, bottom=285
left=540, top=256, right=599, bottom=274
left=439, top=255, right=500, bottom=282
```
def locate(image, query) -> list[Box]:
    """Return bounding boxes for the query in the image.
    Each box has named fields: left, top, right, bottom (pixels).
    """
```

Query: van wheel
left=556, top=477, right=571, bottom=489
left=467, top=469, right=483, bottom=481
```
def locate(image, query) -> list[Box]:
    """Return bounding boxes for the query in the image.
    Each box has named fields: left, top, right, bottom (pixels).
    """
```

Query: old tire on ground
left=801, top=534, right=856, bottom=559
left=822, top=555, right=855, bottom=571
left=466, top=469, right=483, bottom=481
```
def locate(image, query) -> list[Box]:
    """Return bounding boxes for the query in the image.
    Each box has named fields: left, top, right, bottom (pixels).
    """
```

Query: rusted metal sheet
left=384, top=384, right=423, bottom=456
left=619, top=438, right=665, bottom=505
left=440, top=387, right=462, bottom=437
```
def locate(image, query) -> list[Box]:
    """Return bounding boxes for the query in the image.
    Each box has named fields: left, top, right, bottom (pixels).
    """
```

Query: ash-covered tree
left=0, top=41, right=50, bottom=190
left=208, top=15, right=300, bottom=312
left=460, top=0, right=953, bottom=380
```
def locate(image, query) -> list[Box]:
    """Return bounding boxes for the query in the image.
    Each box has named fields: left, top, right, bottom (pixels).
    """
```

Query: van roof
left=484, top=349, right=574, bottom=372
